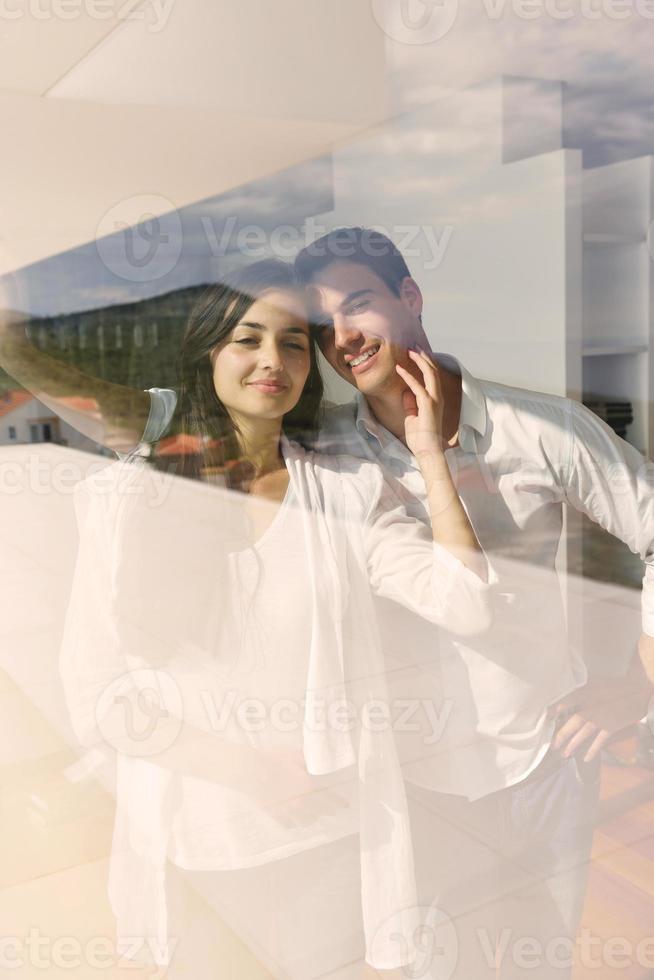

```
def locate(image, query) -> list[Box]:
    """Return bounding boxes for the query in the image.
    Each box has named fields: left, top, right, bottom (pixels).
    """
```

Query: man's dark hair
left=295, top=227, right=413, bottom=296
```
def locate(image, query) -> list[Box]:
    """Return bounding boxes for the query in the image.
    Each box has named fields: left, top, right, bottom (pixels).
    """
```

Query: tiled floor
left=574, top=737, right=654, bottom=980
left=561, top=519, right=653, bottom=979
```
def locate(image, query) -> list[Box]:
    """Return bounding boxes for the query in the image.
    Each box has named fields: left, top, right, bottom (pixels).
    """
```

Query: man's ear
left=400, top=277, right=423, bottom=318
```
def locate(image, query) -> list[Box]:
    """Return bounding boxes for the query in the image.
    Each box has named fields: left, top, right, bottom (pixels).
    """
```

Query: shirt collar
left=354, top=352, right=487, bottom=455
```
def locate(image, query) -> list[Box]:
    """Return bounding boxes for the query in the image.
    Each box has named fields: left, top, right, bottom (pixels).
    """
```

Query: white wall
left=1, top=397, right=58, bottom=445
left=0, top=397, right=101, bottom=454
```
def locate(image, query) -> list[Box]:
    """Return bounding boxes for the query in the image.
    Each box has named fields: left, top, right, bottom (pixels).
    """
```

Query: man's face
left=305, top=261, right=424, bottom=397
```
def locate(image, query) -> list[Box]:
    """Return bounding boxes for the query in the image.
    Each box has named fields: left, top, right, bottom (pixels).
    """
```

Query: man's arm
left=554, top=399, right=654, bottom=759
left=0, top=310, right=151, bottom=452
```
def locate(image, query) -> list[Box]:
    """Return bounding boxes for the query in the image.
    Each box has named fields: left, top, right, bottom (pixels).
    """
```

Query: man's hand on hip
left=551, top=641, right=654, bottom=762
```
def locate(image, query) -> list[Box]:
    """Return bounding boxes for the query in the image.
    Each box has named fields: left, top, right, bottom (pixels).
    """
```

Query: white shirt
left=317, top=355, right=654, bottom=799
left=172, top=485, right=347, bottom=870
left=144, top=358, right=654, bottom=801
left=59, top=439, right=492, bottom=970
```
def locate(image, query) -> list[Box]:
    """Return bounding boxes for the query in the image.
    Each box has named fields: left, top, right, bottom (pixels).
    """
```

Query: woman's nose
left=260, top=341, right=284, bottom=370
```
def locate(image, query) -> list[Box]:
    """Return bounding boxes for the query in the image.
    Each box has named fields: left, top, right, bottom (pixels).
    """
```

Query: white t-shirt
left=169, top=484, right=359, bottom=871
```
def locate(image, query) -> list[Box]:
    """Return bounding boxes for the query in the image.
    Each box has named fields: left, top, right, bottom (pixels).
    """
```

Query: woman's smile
left=247, top=378, right=290, bottom=395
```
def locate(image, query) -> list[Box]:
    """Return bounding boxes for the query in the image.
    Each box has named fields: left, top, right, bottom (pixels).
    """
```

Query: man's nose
left=333, top=316, right=362, bottom=350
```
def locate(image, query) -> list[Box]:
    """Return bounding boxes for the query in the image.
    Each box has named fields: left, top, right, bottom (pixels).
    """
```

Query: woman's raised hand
left=396, top=349, right=486, bottom=580
left=396, top=348, right=445, bottom=460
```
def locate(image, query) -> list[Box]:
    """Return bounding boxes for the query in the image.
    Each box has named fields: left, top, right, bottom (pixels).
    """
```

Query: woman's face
left=211, top=288, right=312, bottom=424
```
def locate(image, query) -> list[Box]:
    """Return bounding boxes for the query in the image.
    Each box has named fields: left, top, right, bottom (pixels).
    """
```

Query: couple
left=57, top=251, right=493, bottom=978
left=4, top=226, right=654, bottom=978
left=142, top=228, right=654, bottom=977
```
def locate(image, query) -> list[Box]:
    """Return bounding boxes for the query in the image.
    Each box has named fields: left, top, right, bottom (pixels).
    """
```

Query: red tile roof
left=157, top=433, right=223, bottom=456
left=0, top=390, right=34, bottom=418
left=0, top=391, right=102, bottom=420
left=57, top=396, right=100, bottom=413
left=157, top=433, right=204, bottom=456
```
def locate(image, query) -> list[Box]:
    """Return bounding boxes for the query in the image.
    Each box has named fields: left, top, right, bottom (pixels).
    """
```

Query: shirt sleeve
left=59, top=478, right=125, bottom=749
left=142, top=387, right=178, bottom=443
left=361, top=465, right=493, bottom=636
left=562, top=400, right=654, bottom=637
left=59, top=468, right=173, bottom=752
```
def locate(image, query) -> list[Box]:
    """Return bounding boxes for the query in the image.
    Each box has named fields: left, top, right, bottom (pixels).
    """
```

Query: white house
left=0, top=390, right=102, bottom=453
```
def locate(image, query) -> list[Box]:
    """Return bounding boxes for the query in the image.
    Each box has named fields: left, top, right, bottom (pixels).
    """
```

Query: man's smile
left=344, top=344, right=381, bottom=375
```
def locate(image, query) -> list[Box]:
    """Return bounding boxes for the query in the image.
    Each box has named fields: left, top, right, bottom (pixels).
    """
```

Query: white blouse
left=59, top=438, right=492, bottom=970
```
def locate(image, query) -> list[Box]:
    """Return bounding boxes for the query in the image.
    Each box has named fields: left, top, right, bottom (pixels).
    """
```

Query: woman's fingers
left=401, top=387, right=418, bottom=418
left=396, top=363, right=426, bottom=403
left=409, top=348, right=441, bottom=403
left=397, top=356, right=438, bottom=409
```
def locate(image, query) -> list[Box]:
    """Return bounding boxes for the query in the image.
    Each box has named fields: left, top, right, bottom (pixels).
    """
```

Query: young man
left=292, top=228, right=654, bottom=979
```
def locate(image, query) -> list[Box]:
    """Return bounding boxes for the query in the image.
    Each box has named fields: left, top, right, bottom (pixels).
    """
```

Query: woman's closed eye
left=233, top=335, right=307, bottom=352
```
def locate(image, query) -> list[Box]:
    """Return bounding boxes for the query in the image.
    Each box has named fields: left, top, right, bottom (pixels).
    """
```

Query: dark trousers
left=406, top=750, right=601, bottom=979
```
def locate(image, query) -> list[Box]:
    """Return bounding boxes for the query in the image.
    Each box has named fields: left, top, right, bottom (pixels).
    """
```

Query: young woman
left=60, top=259, right=491, bottom=979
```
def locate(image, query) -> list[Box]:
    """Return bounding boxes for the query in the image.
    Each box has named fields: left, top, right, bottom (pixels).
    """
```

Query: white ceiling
left=46, top=0, right=387, bottom=124
left=0, top=0, right=388, bottom=275
left=0, top=0, right=141, bottom=96
left=0, top=0, right=387, bottom=120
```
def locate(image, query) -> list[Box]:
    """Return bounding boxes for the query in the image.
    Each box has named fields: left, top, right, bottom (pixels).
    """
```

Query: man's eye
left=348, top=301, right=368, bottom=314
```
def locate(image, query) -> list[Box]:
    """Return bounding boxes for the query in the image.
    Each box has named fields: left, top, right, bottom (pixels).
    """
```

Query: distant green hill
left=0, top=367, right=16, bottom=393
left=23, top=284, right=208, bottom=394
